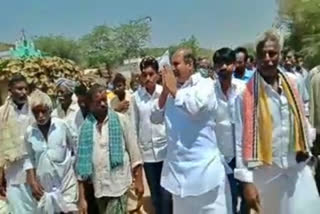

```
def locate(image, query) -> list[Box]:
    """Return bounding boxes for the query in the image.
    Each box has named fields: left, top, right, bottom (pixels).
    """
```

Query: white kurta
left=234, top=74, right=318, bottom=214
left=151, top=73, right=231, bottom=214
left=24, top=118, right=78, bottom=214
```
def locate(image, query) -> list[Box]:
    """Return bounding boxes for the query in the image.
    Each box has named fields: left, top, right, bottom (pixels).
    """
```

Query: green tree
left=169, top=35, right=201, bottom=58
left=34, top=35, right=81, bottom=63
left=278, top=0, right=320, bottom=68
left=79, top=25, right=124, bottom=69
left=115, top=18, right=151, bottom=59
left=79, top=18, right=151, bottom=68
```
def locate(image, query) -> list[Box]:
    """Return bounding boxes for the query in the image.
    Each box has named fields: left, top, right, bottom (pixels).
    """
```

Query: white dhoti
left=6, top=184, right=36, bottom=214
left=35, top=150, right=78, bottom=214
left=172, top=177, right=232, bottom=214
left=252, top=163, right=319, bottom=214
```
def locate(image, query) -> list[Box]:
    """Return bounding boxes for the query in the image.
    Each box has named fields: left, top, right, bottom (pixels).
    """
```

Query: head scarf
left=56, top=78, right=76, bottom=93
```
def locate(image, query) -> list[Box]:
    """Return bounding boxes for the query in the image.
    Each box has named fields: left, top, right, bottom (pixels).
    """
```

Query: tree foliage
left=80, top=18, right=151, bottom=68
left=79, top=25, right=123, bottom=69
left=169, top=35, right=201, bottom=58
left=115, top=19, right=151, bottom=59
left=278, top=0, right=320, bottom=68
left=34, top=35, right=81, bottom=63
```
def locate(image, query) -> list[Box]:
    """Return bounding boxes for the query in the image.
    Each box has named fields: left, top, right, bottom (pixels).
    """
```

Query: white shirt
left=52, top=101, right=80, bottom=149
left=0, top=102, right=33, bottom=185
left=214, top=78, right=245, bottom=163
left=73, top=109, right=85, bottom=133
left=151, top=72, right=226, bottom=197
left=133, top=85, right=167, bottom=162
left=52, top=101, right=80, bottom=129
left=234, top=74, right=311, bottom=183
left=91, top=113, right=142, bottom=198
left=24, top=118, right=78, bottom=213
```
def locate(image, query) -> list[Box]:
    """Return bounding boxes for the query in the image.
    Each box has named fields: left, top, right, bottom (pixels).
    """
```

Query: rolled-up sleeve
left=120, top=114, right=143, bottom=168
left=233, top=95, right=254, bottom=183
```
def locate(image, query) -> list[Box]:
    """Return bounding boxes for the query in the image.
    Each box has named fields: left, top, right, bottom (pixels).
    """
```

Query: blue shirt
left=233, top=69, right=255, bottom=83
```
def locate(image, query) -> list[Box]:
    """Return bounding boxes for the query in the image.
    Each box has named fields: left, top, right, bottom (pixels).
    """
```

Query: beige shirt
left=0, top=102, right=33, bottom=185
left=92, top=112, right=142, bottom=198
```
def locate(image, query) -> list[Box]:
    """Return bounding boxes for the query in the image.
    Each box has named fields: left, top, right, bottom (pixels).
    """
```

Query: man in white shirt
left=234, top=30, right=318, bottom=214
left=151, top=48, right=231, bottom=214
left=133, top=56, right=172, bottom=214
left=0, top=74, right=36, bottom=214
left=212, top=48, right=246, bottom=213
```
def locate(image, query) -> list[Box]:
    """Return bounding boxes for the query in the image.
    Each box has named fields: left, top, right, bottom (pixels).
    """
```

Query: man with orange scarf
left=234, top=30, right=319, bottom=214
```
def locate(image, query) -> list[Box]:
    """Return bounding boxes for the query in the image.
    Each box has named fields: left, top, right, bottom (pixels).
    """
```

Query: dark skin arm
left=242, top=182, right=261, bottom=213
left=132, top=164, right=144, bottom=199
left=78, top=181, right=88, bottom=214
left=26, top=169, right=44, bottom=201
left=0, top=167, right=6, bottom=198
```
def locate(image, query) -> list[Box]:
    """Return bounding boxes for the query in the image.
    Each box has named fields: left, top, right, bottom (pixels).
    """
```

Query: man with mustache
left=151, top=48, right=231, bottom=214
left=213, top=48, right=246, bottom=213
left=0, top=74, right=36, bottom=214
left=234, top=47, right=255, bottom=83
left=281, top=49, right=310, bottom=116
left=234, top=30, right=318, bottom=214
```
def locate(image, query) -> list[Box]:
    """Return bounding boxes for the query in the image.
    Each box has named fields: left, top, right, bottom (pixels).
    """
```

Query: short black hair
left=87, top=84, right=106, bottom=101
left=112, top=73, right=126, bottom=86
left=282, top=48, right=295, bottom=58
left=140, top=56, right=159, bottom=73
left=74, top=83, right=88, bottom=96
left=234, top=47, right=249, bottom=61
left=8, top=74, right=27, bottom=88
left=213, top=48, right=236, bottom=64
left=248, top=55, right=255, bottom=62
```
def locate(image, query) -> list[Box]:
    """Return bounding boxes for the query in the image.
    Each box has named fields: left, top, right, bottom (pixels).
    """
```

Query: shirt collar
left=216, top=78, right=242, bottom=99
left=259, top=70, right=284, bottom=94
left=11, top=99, right=29, bottom=113
left=179, top=72, right=202, bottom=89
left=233, top=69, right=252, bottom=79
left=31, top=117, right=57, bottom=132
left=138, top=84, right=160, bottom=98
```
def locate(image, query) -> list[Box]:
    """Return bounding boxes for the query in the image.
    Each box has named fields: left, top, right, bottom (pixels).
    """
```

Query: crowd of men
left=0, top=29, right=320, bottom=214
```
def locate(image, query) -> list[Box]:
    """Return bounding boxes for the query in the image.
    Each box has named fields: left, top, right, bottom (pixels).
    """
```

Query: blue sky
left=0, top=0, right=278, bottom=49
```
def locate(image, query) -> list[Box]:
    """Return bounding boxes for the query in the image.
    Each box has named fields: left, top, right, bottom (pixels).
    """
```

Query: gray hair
left=29, top=89, right=53, bottom=111
left=256, top=30, right=281, bottom=59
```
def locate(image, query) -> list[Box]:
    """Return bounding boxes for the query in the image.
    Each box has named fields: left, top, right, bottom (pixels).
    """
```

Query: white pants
left=0, top=199, right=9, bottom=214
left=7, top=184, right=36, bottom=214
left=173, top=177, right=232, bottom=214
left=253, top=164, right=319, bottom=214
